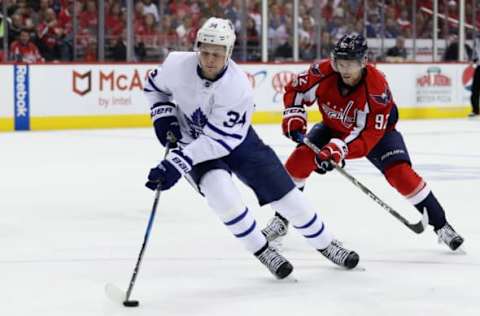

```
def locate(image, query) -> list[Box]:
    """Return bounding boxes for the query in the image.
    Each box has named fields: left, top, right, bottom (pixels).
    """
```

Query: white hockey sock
left=200, top=169, right=267, bottom=254
left=271, top=188, right=333, bottom=250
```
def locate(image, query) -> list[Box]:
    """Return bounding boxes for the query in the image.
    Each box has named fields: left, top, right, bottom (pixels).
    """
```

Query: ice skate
left=435, top=223, right=464, bottom=251
left=319, top=240, right=359, bottom=269
left=255, top=244, right=293, bottom=279
left=261, top=216, right=288, bottom=246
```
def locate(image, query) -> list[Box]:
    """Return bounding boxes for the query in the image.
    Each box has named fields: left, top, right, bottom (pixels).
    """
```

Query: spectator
left=109, top=35, right=126, bottom=61
left=10, top=29, right=44, bottom=63
left=443, top=34, right=473, bottom=61
left=245, top=15, right=260, bottom=61
left=137, top=13, right=159, bottom=48
left=386, top=36, right=408, bottom=62
left=384, top=17, right=400, bottom=38
left=0, top=13, right=6, bottom=52
left=37, top=8, right=65, bottom=61
left=106, top=2, right=124, bottom=38
left=319, top=31, right=335, bottom=59
left=8, top=14, right=25, bottom=45
left=142, top=0, right=159, bottom=23
left=396, top=10, right=411, bottom=36
left=79, top=0, right=98, bottom=32
left=299, top=15, right=316, bottom=60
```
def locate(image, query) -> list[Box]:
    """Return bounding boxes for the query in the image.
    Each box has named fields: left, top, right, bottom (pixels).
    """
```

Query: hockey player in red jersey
left=262, top=33, right=464, bottom=251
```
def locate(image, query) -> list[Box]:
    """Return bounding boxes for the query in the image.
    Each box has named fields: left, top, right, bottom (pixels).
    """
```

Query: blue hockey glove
left=150, top=101, right=182, bottom=147
left=146, top=149, right=193, bottom=191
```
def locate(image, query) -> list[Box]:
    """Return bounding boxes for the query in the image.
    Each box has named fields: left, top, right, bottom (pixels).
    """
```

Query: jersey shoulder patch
left=291, top=59, right=333, bottom=90
left=365, top=65, right=392, bottom=106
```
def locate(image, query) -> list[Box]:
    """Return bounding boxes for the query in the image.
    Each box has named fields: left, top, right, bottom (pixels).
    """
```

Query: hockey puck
left=123, top=300, right=139, bottom=307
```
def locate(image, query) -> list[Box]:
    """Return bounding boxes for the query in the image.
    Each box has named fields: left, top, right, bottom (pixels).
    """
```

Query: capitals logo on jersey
left=184, top=108, right=208, bottom=138
left=320, top=100, right=356, bottom=128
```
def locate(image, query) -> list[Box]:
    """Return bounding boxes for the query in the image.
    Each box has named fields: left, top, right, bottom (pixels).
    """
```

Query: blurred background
left=0, top=0, right=478, bottom=64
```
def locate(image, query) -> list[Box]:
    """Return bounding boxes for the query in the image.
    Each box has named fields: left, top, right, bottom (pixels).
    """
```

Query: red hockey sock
left=285, top=145, right=317, bottom=179
left=384, top=162, right=425, bottom=197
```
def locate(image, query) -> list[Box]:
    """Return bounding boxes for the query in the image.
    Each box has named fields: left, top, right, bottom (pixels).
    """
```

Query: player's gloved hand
left=282, top=105, right=307, bottom=143
left=146, top=149, right=192, bottom=191
left=314, top=138, right=348, bottom=174
left=151, top=101, right=182, bottom=147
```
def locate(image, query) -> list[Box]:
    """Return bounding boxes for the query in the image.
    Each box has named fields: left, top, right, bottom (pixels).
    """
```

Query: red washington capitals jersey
left=284, top=60, right=398, bottom=159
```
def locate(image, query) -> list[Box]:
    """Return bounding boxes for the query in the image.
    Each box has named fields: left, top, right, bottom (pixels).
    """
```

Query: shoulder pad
left=311, top=59, right=334, bottom=77
left=291, top=60, right=333, bottom=89
left=365, top=65, right=392, bottom=106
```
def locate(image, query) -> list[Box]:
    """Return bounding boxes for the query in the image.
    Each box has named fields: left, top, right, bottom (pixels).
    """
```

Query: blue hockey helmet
left=332, top=33, right=368, bottom=61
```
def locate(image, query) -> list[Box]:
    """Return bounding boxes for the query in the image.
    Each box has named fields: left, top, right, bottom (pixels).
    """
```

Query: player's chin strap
left=300, top=135, right=428, bottom=234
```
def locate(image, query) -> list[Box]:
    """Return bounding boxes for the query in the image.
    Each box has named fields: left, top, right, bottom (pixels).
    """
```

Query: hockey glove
left=314, top=138, right=348, bottom=174
left=146, top=149, right=193, bottom=191
left=151, top=101, right=182, bottom=147
left=282, top=106, right=307, bottom=143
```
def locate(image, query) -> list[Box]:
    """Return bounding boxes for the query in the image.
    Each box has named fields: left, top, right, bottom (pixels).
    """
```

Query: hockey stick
left=302, top=137, right=428, bottom=234
left=105, top=140, right=173, bottom=307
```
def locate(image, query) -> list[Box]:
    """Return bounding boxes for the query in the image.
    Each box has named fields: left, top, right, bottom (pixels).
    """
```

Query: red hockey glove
left=315, top=138, right=348, bottom=174
left=282, top=106, right=307, bottom=143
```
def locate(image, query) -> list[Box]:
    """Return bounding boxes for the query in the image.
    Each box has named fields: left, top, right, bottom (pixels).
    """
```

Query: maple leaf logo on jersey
left=370, top=87, right=392, bottom=106
left=184, top=108, right=208, bottom=138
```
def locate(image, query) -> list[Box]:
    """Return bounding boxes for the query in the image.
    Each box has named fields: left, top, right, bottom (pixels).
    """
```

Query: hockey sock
left=384, top=162, right=447, bottom=229
left=271, top=188, right=333, bottom=250
left=285, top=145, right=317, bottom=179
left=274, top=186, right=305, bottom=225
left=201, top=170, right=267, bottom=253
left=412, top=191, right=447, bottom=230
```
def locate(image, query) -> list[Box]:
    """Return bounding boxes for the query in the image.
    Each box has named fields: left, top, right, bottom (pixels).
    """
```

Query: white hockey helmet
left=194, top=17, right=236, bottom=60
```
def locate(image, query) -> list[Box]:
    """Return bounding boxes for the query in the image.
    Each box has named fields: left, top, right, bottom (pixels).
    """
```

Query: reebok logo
left=14, top=65, right=30, bottom=130
left=15, top=66, right=28, bottom=117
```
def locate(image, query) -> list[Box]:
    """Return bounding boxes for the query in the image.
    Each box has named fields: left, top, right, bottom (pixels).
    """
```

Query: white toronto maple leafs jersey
left=144, top=52, right=255, bottom=165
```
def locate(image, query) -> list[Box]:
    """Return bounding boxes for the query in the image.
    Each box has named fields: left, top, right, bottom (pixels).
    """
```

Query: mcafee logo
left=72, top=71, right=92, bottom=96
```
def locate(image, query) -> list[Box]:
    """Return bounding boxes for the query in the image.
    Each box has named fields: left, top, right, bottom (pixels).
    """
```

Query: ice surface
left=1, top=119, right=479, bottom=316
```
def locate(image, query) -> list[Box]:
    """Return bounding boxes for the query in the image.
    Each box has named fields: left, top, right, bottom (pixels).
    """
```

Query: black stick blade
left=408, top=220, right=426, bottom=233
left=123, top=300, right=140, bottom=307
left=408, top=208, right=429, bottom=234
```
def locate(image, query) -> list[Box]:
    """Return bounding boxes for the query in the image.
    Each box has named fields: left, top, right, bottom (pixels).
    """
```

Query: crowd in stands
left=0, top=0, right=479, bottom=63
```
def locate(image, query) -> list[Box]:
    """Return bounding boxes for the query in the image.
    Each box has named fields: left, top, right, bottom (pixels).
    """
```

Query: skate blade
left=454, top=246, right=467, bottom=255
left=278, top=273, right=298, bottom=283
left=348, top=265, right=366, bottom=272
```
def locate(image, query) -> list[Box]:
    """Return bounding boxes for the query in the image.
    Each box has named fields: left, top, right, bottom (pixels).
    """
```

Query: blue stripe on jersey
left=206, top=122, right=243, bottom=139
left=293, top=213, right=317, bottom=229
left=224, top=208, right=248, bottom=225
left=304, top=222, right=325, bottom=238
left=144, top=88, right=154, bottom=92
left=235, top=221, right=256, bottom=238
left=212, top=138, right=233, bottom=152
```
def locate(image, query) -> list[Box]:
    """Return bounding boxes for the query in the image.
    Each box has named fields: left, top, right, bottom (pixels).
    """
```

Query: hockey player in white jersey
left=143, top=17, right=360, bottom=279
